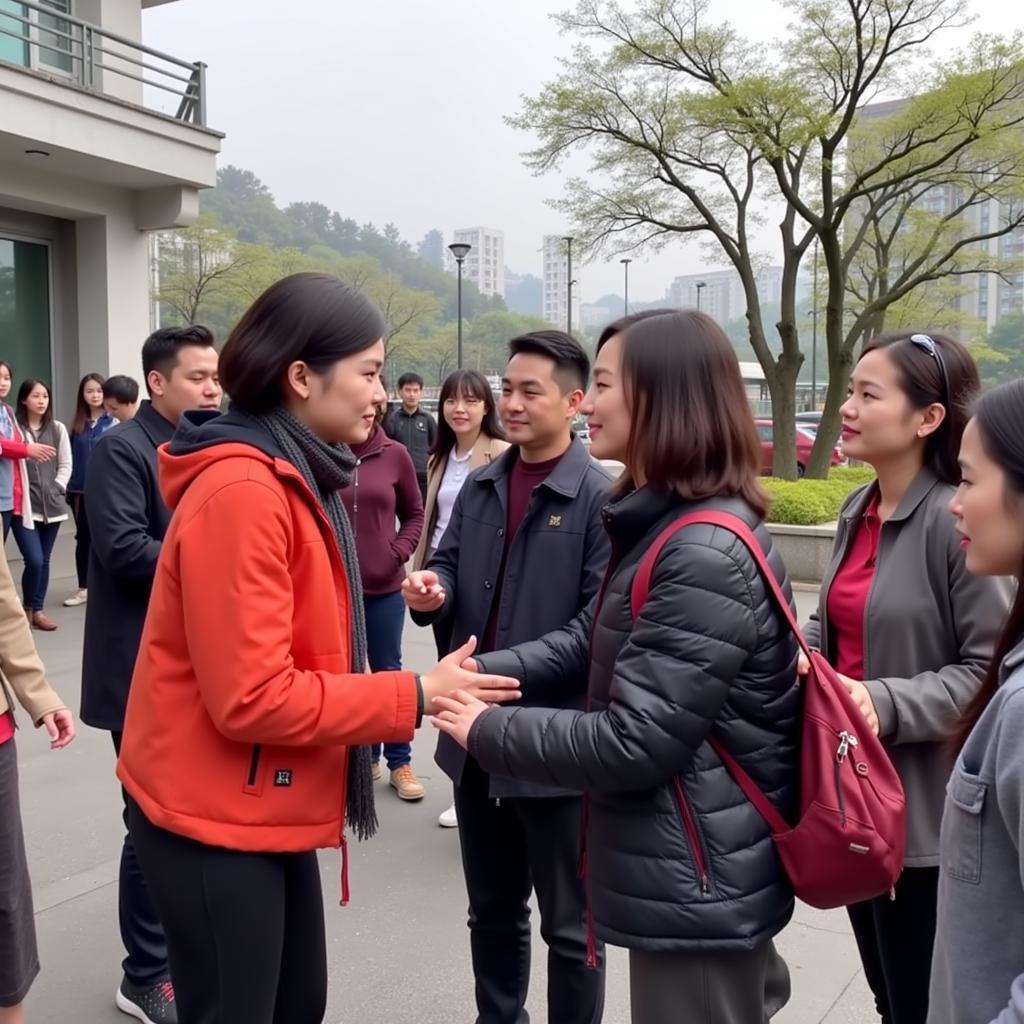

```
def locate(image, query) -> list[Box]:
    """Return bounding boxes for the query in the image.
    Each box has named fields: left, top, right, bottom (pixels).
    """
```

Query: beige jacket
left=0, top=544, right=65, bottom=724
left=412, top=435, right=510, bottom=571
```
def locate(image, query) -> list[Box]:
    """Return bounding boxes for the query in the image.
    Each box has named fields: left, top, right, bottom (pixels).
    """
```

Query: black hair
left=103, top=375, right=140, bottom=405
left=15, top=378, right=53, bottom=432
left=861, top=331, right=979, bottom=486
left=507, top=330, right=590, bottom=393
left=71, top=373, right=106, bottom=436
left=218, top=273, right=385, bottom=415
left=397, top=373, right=424, bottom=390
left=431, top=370, right=505, bottom=469
left=597, top=308, right=678, bottom=348
left=141, top=325, right=216, bottom=397
left=953, top=379, right=1024, bottom=751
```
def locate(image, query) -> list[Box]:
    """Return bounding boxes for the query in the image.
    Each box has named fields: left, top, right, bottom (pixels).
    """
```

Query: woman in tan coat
left=412, top=369, right=507, bottom=829
left=0, top=546, right=75, bottom=1023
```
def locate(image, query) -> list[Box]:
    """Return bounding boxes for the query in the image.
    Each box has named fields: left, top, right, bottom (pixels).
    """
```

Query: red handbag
left=631, top=510, right=906, bottom=909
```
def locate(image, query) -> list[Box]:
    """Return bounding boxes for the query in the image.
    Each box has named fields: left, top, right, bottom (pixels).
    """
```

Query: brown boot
left=31, top=611, right=57, bottom=632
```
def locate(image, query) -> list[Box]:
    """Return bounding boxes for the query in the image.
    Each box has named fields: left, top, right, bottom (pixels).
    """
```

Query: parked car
left=755, top=418, right=844, bottom=477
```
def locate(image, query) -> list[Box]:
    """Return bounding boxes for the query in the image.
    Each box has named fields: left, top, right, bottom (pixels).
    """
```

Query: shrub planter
left=766, top=521, right=838, bottom=585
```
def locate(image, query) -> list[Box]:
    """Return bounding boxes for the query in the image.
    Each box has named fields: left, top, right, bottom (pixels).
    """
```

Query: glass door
left=0, top=236, right=53, bottom=386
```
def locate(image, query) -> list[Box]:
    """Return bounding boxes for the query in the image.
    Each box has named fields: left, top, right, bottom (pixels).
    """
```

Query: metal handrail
left=0, top=0, right=206, bottom=126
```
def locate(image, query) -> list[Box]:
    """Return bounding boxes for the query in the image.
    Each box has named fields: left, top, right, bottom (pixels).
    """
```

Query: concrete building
left=0, top=0, right=221, bottom=412
left=542, top=234, right=580, bottom=331
left=449, top=227, right=505, bottom=299
left=667, top=266, right=784, bottom=323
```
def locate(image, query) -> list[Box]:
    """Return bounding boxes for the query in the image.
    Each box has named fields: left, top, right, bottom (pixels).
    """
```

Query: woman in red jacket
left=341, top=409, right=427, bottom=801
left=0, top=361, right=56, bottom=540
left=117, top=272, right=519, bottom=1024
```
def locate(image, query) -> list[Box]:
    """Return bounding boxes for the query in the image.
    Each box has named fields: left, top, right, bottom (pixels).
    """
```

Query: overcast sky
left=146, top=0, right=1020, bottom=303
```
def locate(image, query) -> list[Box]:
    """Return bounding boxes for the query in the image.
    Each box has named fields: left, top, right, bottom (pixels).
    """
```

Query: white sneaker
left=63, top=588, right=87, bottom=607
left=438, top=803, right=458, bottom=828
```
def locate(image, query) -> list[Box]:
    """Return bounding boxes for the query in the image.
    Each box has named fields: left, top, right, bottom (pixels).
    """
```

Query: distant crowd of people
left=0, top=270, right=1023, bottom=1024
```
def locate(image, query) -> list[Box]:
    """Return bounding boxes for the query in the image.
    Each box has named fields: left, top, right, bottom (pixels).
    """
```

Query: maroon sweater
left=341, top=426, right=425, bottom=595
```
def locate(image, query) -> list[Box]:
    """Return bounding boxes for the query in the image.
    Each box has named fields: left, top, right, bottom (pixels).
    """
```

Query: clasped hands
left=797, top=653, right=880, bottom=736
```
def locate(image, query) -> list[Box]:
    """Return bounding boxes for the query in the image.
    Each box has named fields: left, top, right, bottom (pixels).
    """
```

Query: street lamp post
left=695, top=280, right=707, bottom=311
left=811, top=237, right=819, bottom=409
left=563, top=236, right=574, bottom=333
left=620, top=258, right=632, bottom=313
left=449, top=242, right=472, bottom=369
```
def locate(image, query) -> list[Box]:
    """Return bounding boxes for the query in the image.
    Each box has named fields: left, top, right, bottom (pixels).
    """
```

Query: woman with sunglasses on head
left=411, top=369, right=508, bottom=829
left=803, top=332, right=1011, bottom=1024
left=930, top=379, right=1024, bottom=1024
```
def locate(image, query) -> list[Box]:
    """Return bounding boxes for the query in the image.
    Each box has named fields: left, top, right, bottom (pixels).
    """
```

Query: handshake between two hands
left=404, top=570, right=521, bottom=749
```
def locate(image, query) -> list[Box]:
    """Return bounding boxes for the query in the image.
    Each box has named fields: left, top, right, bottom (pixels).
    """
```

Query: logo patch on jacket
left=548, top=515, right=562, bottom=527
left=273, top=770, right=293, bottom=787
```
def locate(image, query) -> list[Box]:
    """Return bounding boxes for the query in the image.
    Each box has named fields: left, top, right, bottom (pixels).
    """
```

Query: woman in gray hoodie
left=930, top=379, right=1024, bottom=1024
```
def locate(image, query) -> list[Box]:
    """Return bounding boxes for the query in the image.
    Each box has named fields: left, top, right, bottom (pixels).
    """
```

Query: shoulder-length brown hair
left=601, top=310, right=768, bottom=517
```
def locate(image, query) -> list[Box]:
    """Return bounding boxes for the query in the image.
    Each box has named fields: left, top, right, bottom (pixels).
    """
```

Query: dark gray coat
left=80, top=402, right=176, bottom=730
left=804, top=469, right=1012, bottom=866
left=383, top=406, right=436, bottom=480
left=471, top=487, right=801, bottom=952
left=417, top=436, right=611, bottom=798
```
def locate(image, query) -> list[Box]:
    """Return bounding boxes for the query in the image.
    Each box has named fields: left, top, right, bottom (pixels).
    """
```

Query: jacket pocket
left=672, top=777, right=713, bottom=896
left=243, top=744, right=264, bottom=796
left=945, top=769, right=987, bottom=884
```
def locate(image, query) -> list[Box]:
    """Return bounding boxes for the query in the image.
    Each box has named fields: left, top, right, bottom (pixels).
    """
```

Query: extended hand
left=27, top=442, right=56, bottom=463
left=837, top=673, right=880, bottom=736
left=402, top=570, right=445, bottom=613
left=41, top=708, right=75, bottom=749
left=432, top=691, right=490, bottom=750
left=420, top=636, right=519, bottom=711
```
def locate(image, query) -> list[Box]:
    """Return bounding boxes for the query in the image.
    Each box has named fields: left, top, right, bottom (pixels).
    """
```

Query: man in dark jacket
left=81, top=325, right=222, bottom=1024
left=383, top=372, right=436, bottom=498
left=404, top=332, right=610, bottom=1024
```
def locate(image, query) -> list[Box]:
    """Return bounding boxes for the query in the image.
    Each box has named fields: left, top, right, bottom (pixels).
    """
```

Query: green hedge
left=763, top=467, right=876, bottom=526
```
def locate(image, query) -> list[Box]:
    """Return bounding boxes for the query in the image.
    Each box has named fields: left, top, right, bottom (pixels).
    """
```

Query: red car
left=755, top=419, right=844, bottom=477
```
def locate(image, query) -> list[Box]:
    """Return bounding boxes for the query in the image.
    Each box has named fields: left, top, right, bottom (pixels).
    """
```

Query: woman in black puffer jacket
left=435, top=309, right=801, bottom=1024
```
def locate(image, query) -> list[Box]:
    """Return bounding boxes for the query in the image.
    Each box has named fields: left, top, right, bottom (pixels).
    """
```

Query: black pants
left=111, top=732, right=169, bottom=987
left=68, top=492, right=90, bottom=589
left=455, top=756, right=605, bottom=1024
left=847, top=866, right=939, bottom=1024
left=127, top=798, right=327, bottom=1024
left=1, top=510, right=11, bottom=542
left=628, top=940, right=790, bottom=1024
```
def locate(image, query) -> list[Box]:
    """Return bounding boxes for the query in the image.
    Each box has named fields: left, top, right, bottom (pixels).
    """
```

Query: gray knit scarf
left=256, top=407, right=377, bottom=841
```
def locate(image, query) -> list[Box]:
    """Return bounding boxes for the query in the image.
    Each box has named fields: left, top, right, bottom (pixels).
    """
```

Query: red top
left=826, top=492, right=881, bottom=679
left=482, top=451, right=566, bottom=651
left=0, top=713, right=13, bottom=745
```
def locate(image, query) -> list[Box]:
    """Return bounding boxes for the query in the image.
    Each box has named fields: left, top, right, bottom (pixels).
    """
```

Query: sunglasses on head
left=908, top=334, right=951, bottom=409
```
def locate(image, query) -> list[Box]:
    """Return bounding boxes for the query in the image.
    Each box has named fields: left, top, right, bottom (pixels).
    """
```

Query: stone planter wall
left=766, top=522, right=838, bottom=585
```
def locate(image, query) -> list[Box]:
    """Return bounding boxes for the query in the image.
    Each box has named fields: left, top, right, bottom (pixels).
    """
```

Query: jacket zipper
left=246, top=744, right=262, bottom=787
left=672, top=777, right=712, bottom=896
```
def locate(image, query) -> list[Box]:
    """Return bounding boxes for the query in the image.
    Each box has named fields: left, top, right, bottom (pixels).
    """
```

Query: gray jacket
left=23, top=420, right=72, bottom=524
left=805, top=469, right=1012, bottom=866
left=929, top=640, right=1024, bottom=1024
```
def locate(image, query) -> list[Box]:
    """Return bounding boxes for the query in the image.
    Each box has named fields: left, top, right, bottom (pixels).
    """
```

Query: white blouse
left=430, top=447, right=474, bottom=551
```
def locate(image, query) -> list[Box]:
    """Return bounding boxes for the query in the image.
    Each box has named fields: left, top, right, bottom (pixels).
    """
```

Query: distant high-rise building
left=667, top=266, right=784, bottom=323
left=542, top=235, right=580, bottom=330
left=448, top=227, right=505, bottom=298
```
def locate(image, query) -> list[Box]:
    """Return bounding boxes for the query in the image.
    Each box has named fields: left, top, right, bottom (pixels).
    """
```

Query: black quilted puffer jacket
left=471, top=486, right=801, bottom=953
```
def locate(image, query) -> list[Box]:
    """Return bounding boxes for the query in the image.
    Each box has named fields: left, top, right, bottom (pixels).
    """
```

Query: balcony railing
left=0, top=0, right=206, bottom=126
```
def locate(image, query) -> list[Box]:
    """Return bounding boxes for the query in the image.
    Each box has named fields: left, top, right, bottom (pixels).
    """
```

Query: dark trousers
left=1, top=510, right=12, bottom=541
left=127, top=798, right=327, bottom=1024
left=10, top=518, right=60, bottom=611
left=111, top=732, right=169, bottom=987
left=455, top=756, right=605, bottom=1024
left=847, top=866, right=940, bottom=1024
left=628, top=940, right=790, bottom=1024
left=364, top=591, right=412, bottom=770
left=68, top=492, right=90, bottom=589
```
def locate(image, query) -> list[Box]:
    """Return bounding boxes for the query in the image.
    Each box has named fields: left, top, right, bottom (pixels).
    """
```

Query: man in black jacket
left=81, top=325, right=221, bottom=1024
left=404, top=331, right=610, bottom=1024
left=383, top=372, right=436, bottom=498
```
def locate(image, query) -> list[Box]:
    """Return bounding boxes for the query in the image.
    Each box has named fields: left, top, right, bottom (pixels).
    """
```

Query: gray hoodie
left=929, top=639, right=1024, bottom=1024
left=805, top=469, right=1012, bottom=865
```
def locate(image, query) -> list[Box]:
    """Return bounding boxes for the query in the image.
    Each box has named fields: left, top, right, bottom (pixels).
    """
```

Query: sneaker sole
left=438, top=815, right=459, bottom=828
left=115, top=988, right=160, bottom=1024
left=391, top=785, right=425, bottom=802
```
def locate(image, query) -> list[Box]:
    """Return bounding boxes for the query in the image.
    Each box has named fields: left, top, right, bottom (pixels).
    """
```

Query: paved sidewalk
left=12, top=535, right=875, bottom=1023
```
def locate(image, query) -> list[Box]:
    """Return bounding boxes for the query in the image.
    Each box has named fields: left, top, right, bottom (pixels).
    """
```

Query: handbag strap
left=629, top=510, right=799, bottom=834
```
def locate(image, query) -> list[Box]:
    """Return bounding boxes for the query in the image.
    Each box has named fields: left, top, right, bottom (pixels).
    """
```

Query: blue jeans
left=11, top=518, right=61, bottom=611
left=364, top=591, right=412, bottom=771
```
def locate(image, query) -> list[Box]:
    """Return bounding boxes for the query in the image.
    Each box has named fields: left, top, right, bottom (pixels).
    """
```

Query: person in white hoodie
left=931, top=377, right=1024, bottom=1024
